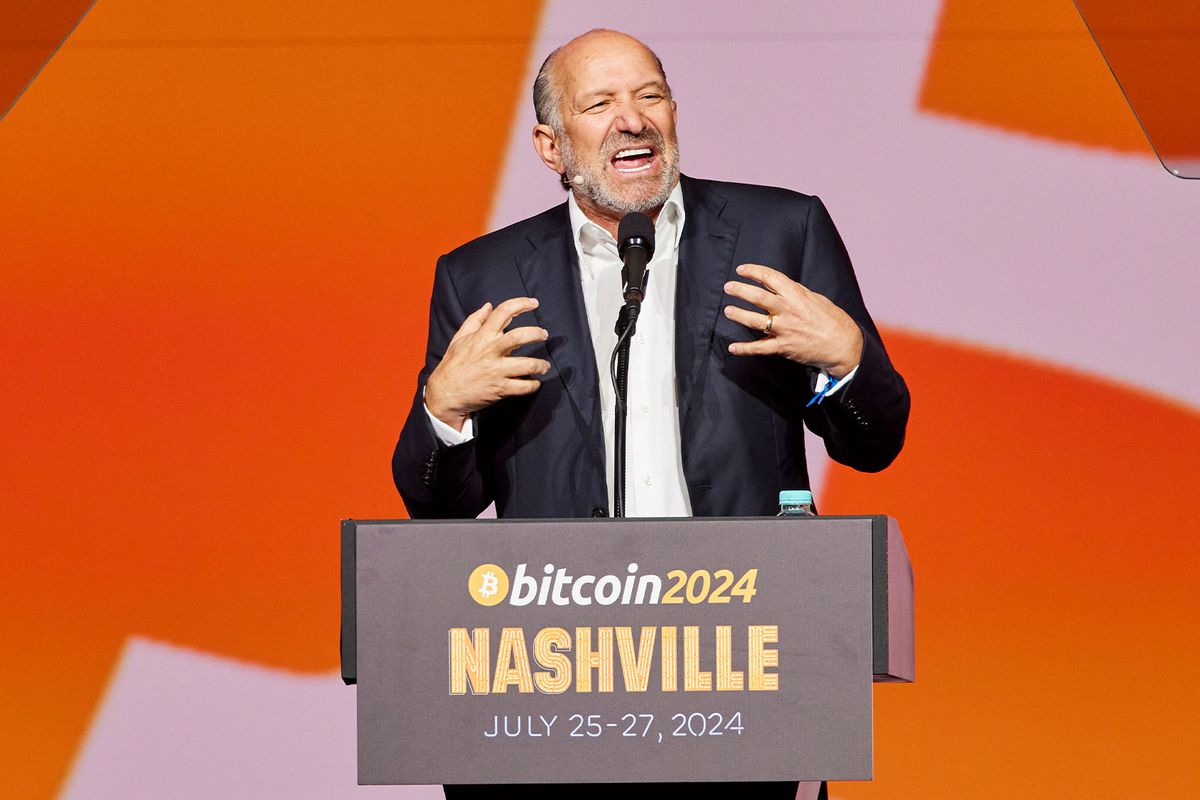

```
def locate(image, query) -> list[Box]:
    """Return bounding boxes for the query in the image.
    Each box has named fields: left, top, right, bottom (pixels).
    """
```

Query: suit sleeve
left=798, top=197, right=910, bottom=472
left=391, top=256, right=493, bottom=518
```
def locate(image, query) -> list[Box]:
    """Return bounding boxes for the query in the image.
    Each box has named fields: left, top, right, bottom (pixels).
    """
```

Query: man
left=393, top=29, right=909, bottom=799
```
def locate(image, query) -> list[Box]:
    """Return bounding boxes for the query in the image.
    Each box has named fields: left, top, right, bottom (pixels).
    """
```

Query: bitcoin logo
left=467, top=564, right=509, bottom=606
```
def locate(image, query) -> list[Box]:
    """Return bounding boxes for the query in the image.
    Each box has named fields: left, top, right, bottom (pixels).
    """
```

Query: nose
left=614, top=103, right=647, bottom=135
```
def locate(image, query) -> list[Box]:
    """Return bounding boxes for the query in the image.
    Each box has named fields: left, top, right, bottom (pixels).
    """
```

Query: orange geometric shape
left=1075, top=0, right=1200, bottom=173
left=0, top=1, right=543, bottom=797
left=919, top=0, right=1153, bottom=156
left=0, top=0, right=94, bottom=121
left=825, top=331, right=1200, bottom=798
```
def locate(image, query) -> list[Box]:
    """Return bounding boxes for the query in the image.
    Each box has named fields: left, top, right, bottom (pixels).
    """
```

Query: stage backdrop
left=2, top=2, right=1197, bottom=798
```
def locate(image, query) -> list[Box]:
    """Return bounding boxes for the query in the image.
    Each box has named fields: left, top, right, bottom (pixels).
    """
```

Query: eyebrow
left=576, top=79, right=667, bottom=104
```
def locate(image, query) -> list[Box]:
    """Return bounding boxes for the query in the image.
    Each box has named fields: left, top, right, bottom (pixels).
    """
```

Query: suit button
left=591, top=507, right=608, bottom=518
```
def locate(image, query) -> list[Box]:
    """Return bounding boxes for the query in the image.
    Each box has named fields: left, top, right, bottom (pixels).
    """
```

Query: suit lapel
left=511, top=183, right=738, bottom=484
left=676, top=176, right=740, bottom=419
left=516, top=205, right=600, bottom=433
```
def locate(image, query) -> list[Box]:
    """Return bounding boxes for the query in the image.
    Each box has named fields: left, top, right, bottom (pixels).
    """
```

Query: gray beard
left=560, top=133, right=680, bottom=215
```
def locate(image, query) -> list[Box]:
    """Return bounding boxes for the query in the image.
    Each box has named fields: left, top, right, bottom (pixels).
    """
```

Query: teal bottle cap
left=779, top=490, right=813, bottom=505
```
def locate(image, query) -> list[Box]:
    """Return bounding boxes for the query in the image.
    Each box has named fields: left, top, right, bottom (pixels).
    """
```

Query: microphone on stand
left=617, top=212, right=655, bottom=306
left=610, top=212, right=656, bottom=518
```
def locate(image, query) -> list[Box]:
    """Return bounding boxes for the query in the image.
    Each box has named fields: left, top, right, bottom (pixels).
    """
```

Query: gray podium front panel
left=350, top=517, right=883, bottom=785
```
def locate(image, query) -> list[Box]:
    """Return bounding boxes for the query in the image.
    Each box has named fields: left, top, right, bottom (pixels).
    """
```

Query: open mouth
left=610, top=147, right=656, bottom=174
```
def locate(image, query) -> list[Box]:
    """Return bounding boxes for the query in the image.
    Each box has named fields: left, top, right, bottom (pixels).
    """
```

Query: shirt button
left=642, top=475, right=654, bottom=486
left=638, top=333, right=647, bottom=344
left=640, top=404, right=651, bottom=415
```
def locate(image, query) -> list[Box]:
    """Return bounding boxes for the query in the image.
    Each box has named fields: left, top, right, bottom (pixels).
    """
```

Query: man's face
left=553, top=34, right=680, bottom=217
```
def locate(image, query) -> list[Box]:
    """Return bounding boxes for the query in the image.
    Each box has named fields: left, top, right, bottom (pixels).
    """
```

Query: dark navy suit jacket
left=393, top=176, right=909, bottom=519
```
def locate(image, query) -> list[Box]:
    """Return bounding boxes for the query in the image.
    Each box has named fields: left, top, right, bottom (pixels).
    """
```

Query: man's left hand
left=723, top=263, right=863, bottom=379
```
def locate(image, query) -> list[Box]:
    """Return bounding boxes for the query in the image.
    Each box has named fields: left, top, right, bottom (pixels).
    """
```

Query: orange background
left=2, top=1, right=1197, bottom=798
left=1, top=2, right=541, bottom=795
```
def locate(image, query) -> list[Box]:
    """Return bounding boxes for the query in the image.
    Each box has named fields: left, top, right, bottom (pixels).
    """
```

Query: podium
left=341, top=516, right=912, bottom=785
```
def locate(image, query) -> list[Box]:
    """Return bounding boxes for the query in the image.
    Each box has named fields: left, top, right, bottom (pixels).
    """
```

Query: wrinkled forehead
left=557, top=35, right=667, bottom=107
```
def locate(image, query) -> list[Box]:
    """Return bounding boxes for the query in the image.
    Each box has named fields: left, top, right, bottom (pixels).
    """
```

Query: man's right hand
left=424, top=297, right=551, bottom=431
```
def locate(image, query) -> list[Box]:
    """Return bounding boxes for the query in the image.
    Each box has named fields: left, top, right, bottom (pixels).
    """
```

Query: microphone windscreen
left=618, top=212, right=656, bottom=259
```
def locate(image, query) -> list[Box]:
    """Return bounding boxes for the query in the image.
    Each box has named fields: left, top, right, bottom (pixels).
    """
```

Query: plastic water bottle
left=777, top=489, right=815, bottom=516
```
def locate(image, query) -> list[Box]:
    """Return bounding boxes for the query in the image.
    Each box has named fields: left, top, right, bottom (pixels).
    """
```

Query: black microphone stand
left=609, top=212, right=654, bottom=519
left=610, top=300, right=641, bottom=518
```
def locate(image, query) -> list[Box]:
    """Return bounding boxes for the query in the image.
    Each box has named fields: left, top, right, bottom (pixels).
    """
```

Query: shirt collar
left=567, top=181, right=686, bottom=262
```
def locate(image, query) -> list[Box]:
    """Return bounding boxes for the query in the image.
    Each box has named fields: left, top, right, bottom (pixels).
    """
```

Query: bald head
left=533, top=29, right=672, bottom=132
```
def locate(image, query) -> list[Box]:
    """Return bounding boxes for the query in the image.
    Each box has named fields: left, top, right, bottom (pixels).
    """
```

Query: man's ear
left=532, top=123, right=563, bottom=175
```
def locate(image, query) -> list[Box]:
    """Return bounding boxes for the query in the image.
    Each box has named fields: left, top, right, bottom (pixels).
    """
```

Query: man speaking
left=393, top=28, right=908, bottom=520
left=392, top=28, right=910, bottom=796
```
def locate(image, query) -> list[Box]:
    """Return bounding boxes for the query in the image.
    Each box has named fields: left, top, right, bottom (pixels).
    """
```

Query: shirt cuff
left=422, top=389, right=475, bottom=446
left=814, top=364, right=859, bottom=399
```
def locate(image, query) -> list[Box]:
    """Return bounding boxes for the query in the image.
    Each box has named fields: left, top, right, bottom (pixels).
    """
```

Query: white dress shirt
left=424, top=181, right=856, bottom=516
left=571, top=183, right=691, bottom=516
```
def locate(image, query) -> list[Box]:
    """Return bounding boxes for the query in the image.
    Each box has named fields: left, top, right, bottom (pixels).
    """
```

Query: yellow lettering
left=683, top=626, right=713, bottom=691
left=660, top=626, right=678, bottom=691
left=748, top=624, right=779, bottom=691
left=448, top=627, right=490, bottom=695
left=715, top=625, right=744, bottom=691
left=491, top=627, right=534, bottom=694
left=615, top=626, right=657, bottom=692
left=575, top=626, right=614, bottom=692
left=533, top=627, right=572, bottom=694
